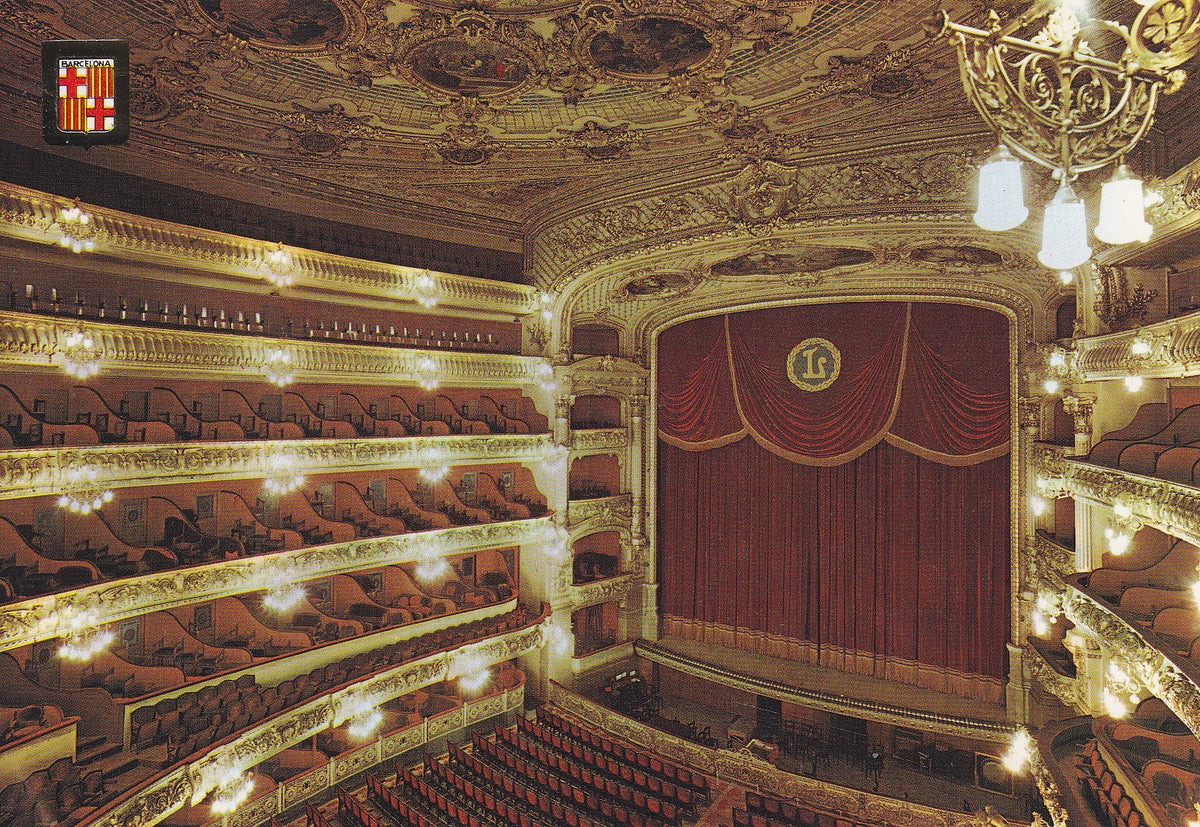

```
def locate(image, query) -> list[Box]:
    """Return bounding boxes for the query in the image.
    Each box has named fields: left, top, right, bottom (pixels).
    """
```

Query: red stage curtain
left=656, top=302, right=1011, bottom=694
left=658, top=302, right=1009, bottom=465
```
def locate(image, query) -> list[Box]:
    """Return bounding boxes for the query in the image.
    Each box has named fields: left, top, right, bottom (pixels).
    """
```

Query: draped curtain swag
left=656, top=302, right=1011, bottom=699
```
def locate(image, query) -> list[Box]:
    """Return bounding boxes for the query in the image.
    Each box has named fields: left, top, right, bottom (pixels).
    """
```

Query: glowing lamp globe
left=974, top=145, right=1028, bottom=232
left=1038, top=181, right=1092, bottom=270
left=1095, top=164, right=1153, bottom=245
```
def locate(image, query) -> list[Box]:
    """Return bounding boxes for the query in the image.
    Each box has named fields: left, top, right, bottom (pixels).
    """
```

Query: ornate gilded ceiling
left=0, top=0, right=988, bottom=243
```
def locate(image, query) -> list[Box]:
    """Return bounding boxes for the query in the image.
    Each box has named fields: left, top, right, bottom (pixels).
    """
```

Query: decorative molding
left=1029, top=532, right=1078, bottom=595
left=571, top=640, right=635, bottom=674
left=1028, top=744, right=1071, bottom=827
left=0, top=517, right=551, bottom=654
left=0, top=434, right=553, bottom=500
left=88, top=624, right=541, bottom=827
left=570, top=572, right=637, bottom=609
left=571, top=428, right=630, bottom=452
left=550, top=683, right=1014, bottom=827
left=1032, top=447, right=1200, bottom=547
left=566, top=493, right=633, bottom=528
left=1062, top=584, right=1200, bottom=741
left=1071, top=308, right=1200, bottom=380
left=1023, top=646, right=1086, bottom=714
left=635, top=641, right=1011, bottom=740
left=1141, top=153, right=1200, bottom=237
left=0, top=183, right=538, bottom=315
left=0, top=311, right=546, bottom=385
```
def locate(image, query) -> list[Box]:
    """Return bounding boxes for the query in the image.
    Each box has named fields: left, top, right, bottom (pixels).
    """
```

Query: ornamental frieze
left=1023, top=647, right=1086, bottom=714
left=0, top=311, right=546, bottom=384
left=550, top=684, right=1010, bottom=827
left=88, top=629, right=540, bottom=827
left=1072, top=308, right=1200, bottom=381
left=0, top=517, right=551, bottom=653
left=1032, top=450, right=1200, bottom=548
left=571, top=427, right=630, bottom=452
left=0, top=184, right=537, bottom=314
left=566, top=493, right=633, bottom=528
left=0, top=433, right=553, bottom=500
left=1063, top=585, right=1200, bottom=741
left=570, top=572, right=637, bottom=608
left=1028, top=748, right=1071, bottom=827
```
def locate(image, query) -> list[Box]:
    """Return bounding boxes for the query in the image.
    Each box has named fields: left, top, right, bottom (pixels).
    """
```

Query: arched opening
left=569, top=454, right=621, bottom=499
left=572, top=530, right=620, bottom=585
left=571, top=395, right=621, bottom=430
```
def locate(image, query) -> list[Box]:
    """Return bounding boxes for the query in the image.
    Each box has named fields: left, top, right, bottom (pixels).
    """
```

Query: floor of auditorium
left=649, top=694, right=1035, bottom=822
left=646, top=638, right=1010, bottom=725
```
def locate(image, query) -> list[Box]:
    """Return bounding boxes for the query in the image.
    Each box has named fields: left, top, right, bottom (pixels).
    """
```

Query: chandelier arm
left=939, top=15, right=1170, bottom=84
left=1065, top=84, right=1162, bottom=175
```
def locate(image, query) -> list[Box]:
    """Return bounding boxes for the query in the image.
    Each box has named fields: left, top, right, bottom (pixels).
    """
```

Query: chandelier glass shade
left=1038, top=180, right=1093, bottom=270
left=974, top=145, right=1029, bottom=232
left=940, top=1, right=1199, bottom=258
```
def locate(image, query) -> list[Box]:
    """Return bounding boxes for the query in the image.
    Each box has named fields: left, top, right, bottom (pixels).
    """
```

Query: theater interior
left=2, top=1, right=1200, bottom=826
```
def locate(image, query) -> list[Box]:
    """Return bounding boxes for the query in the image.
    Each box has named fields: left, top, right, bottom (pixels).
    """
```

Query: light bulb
left=1031, top=495, right=1048, bottom=517
left=1124, top=374, right=1144, bottom=392
left=1043, top=378, right=1061, bottom=394
left=1103, top=688, right=1129, bottom=718
left=1031, top=608, right=1049, bottom=637
left=1130, top=338, right=1152, bottom=356
left=1039, top=179, right=1092, bottom=271
left=974, top=145, right=1028, bottom=232
left=1095, top=164, right=1153, bottom=245
left=1048, top=350, right=1066, bottom=368
left=1112, top=501, right=1132, bottom=520
left=1001, top=729, right=1032, bottom=773
left=1058, top=270, right=1075, bottom=285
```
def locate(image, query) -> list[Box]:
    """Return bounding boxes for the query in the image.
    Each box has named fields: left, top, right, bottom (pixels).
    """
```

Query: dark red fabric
left=657, top=438, right=1011, bottom=678
left=657, top=302, right=1009, bottom=464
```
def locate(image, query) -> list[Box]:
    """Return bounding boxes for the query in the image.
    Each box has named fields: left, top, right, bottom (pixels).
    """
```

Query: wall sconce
left=1001, top=728, right=1032, bottom=774
left=210, top=770, right=255, bottom=815
left=59, top=331, right=102, bottom=379
left=264, top=348, right=296, bottom=387
left=414, top=537, right=449, bottom=583
left=455, top=653, right=490, bottom=693
left=264, top=244, right=294, bottom=289
left=57, top=201, right=96, bottom=253
left=415, top=356, right=440, bottom=392
left=347, top=697, right=384, bottom=740
left=417, top=448, right=451, bottom=485
left=57, top=466, right=114, bottom=515
left=262, top=455, right=305, bottom=496
left=413, top=272, right=439, bottom=308
left=539, top=444, right=570, bottom=478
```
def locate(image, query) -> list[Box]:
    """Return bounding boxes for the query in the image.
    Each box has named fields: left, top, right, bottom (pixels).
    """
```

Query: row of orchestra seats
left=512, top=720, right=696, bottom=809
left=0, top=471, right=538, bottom=602
left=1088, top=403, right=1200, bottom=485
left=535, top=708, right=708, bottom=795
left=0, top=380, right=546, bottom=449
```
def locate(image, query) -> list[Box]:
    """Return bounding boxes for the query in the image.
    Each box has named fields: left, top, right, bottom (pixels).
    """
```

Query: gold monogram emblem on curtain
left=787, top=337, right=840, bottom=392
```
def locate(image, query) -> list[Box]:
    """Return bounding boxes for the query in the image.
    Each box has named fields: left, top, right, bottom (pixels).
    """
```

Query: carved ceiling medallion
left=711, top=247, right=875, bottom=278
left=587, top=17, right=713, bottom=77
left=188, top=0, right=359, bottom=49
left=408, top=37, right=536, bottom=98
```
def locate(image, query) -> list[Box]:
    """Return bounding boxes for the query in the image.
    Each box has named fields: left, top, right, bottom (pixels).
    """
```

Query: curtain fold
left=657, top=438, right=1011, bottom=690
left=657, top=302, right=1009, bottom=465
left=655, top=301, right=1012, bottom=699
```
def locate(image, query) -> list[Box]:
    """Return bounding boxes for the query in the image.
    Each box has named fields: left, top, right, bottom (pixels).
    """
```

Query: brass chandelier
left=938, top=0, right=1200, bottom=271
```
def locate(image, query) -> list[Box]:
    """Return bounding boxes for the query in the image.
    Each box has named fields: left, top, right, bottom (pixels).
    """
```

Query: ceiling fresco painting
left=0, top=0, right=995, bottom=238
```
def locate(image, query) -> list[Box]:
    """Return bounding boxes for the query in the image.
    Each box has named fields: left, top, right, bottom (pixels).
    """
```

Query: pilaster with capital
left=628, top=393, right=648, bottom=541
left=1062, top=395, right=1095, bottom=455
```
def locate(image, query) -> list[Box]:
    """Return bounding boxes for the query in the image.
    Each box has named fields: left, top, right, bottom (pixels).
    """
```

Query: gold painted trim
left=0, top=434, right=552, bottom=500
left=0, top=183, right=537, bottom=315
left=569, top=572, right=637, bottom=609
left=565, top=493, right=632, bottom=528
left=0, top=517, right=551, bottom=654
left=0, top=311, right=545, bottom=385
left=86, top=618, right=546, bottom=827
left=635, top=640, right=1012, bottom=740
left=1033, top=446, right=1200, bottom=548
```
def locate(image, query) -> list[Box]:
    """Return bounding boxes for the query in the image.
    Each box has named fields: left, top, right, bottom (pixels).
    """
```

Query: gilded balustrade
left=1061, top=582, right=1200, bottom=741
left=565, top=493, right=633, bottom=528
left=634, top=641, right=1011, bottom=740
left=1032, top=444, right=1200, bottom=547
left=568, top=572, right=637, bottom=609
left=0, top=516, right=551, bottom=654
left=0, top=311, right=544, bottom=384
left=1071, top=311, right=1200, bottom=381
left=0, top=433, right=552, bottom=500
left=0, top=182, right=539, bottom=315
left=86, top=614, right=547, bottom=827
